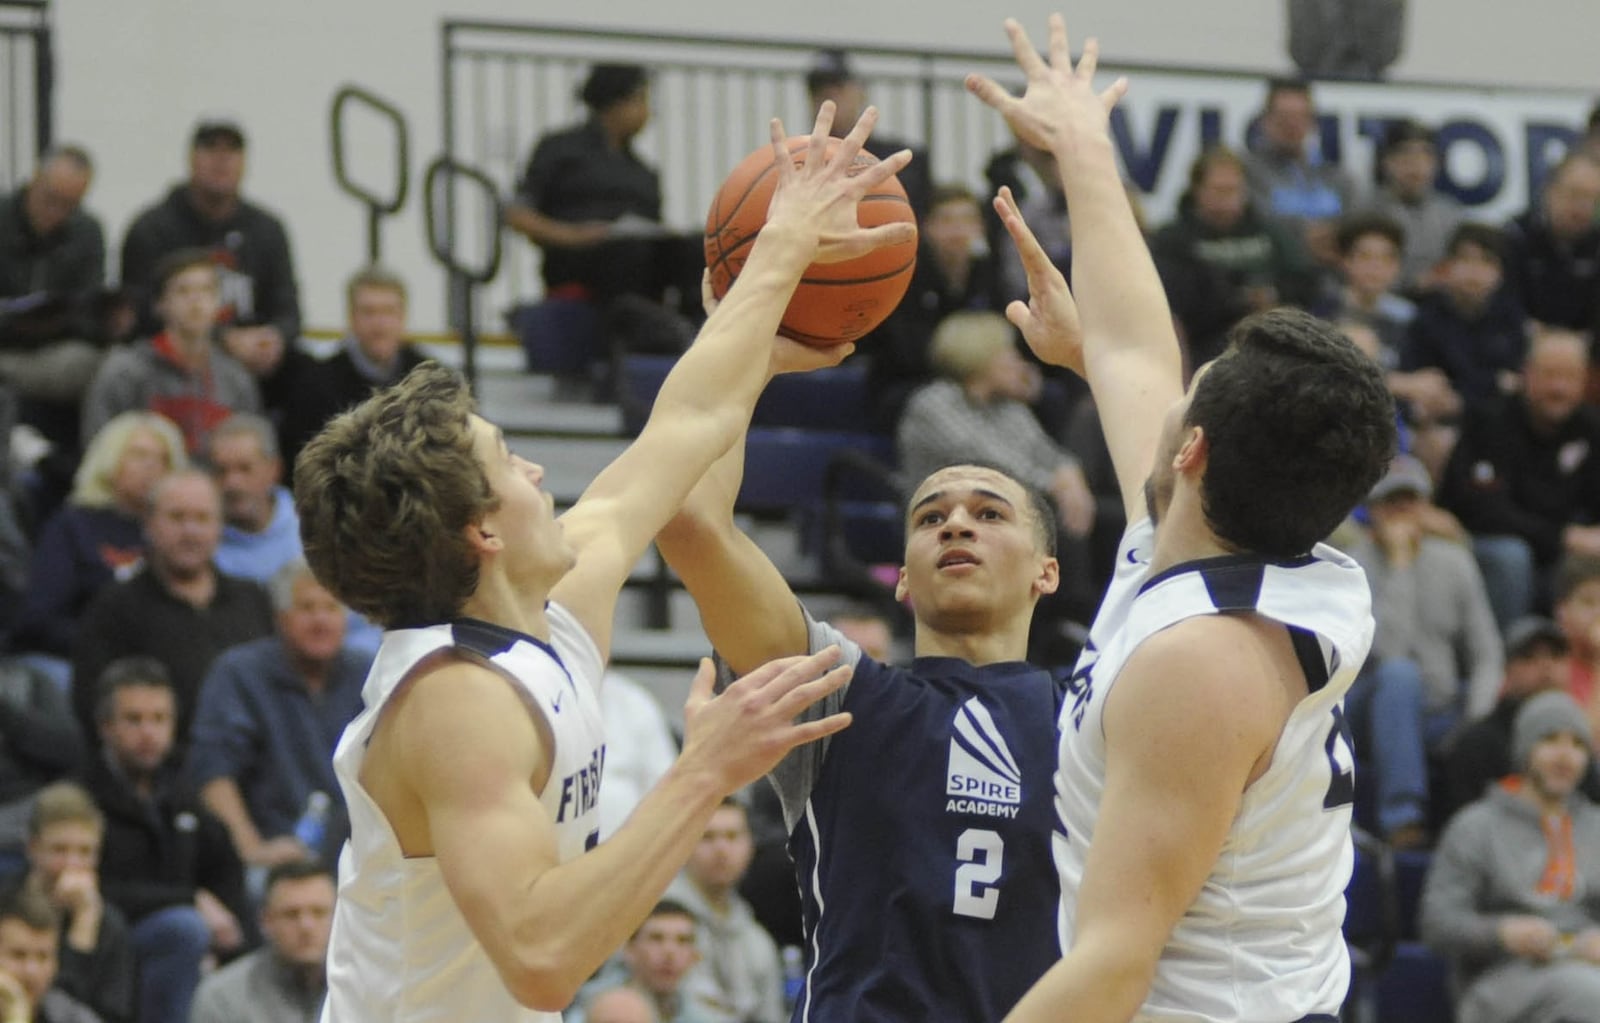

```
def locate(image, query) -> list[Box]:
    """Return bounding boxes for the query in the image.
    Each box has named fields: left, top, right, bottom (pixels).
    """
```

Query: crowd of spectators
left=0, top=38, right=1598, bottom=1023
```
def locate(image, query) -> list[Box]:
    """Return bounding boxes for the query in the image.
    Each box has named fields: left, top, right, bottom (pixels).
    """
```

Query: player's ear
left=463, top=518, right=501, bottom=554
left=1034, top=556, right=1060, bottom=598
left=894, top=565, right=910, bottom=604
left=1175, top=425, right=1207, bottom=473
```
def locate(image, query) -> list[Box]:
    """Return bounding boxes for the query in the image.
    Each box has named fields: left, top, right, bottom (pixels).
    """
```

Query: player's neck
left=913, top=619, right=1030, bottom=666
left=457, top=572, right=552, bottom=643
left=1146, top=492, right=1236, bottom=577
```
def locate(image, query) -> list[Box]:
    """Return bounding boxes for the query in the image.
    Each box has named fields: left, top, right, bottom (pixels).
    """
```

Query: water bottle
left=781, top=945, right=804, bottom=1012
left=293, top=791, right=332, bottom=855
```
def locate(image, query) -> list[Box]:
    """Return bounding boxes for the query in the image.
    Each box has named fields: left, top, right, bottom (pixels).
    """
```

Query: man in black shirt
left=0, top=145, right=108, bottom=408
left=120, top=120, right=302, bottom=414
left=70, top=469, right=275, bottom=749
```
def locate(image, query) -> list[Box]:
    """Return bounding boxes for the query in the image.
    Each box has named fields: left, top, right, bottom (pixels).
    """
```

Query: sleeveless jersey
left=773, top=616, right=1065, bottom=1022
left=320, top=604, right=607, bottom=1023
left=1056, top=521, right=1366, bottom=1022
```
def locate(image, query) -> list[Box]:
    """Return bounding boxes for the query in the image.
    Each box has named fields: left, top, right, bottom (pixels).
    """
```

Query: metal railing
left=439, top=20, right=1032, bottom=336
left=0, top=0, right=51, bottom=193
left=329, top=84, right=410, bottom=264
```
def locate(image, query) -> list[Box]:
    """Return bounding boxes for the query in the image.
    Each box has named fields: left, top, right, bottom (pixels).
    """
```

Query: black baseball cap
left=192, top=119, right=245, bottom=150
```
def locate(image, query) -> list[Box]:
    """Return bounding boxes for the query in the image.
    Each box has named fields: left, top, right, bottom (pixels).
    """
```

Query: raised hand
left=992, top=186, right=1086, bottom=375
left=680, top=647, right=853, bottom=794
left=700, top=269, right=857, bottom=374
left=762, top=102, right=917, bottom=265
left=965, top=15, right=1127, bottom=159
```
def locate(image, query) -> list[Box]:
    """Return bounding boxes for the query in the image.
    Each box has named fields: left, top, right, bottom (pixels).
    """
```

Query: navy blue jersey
left=762, top=615, right=1065, bottom=1023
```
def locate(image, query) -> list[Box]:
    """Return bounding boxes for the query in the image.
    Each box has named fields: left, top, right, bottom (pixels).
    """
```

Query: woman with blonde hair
left=12, top=411, right=186, bottom=656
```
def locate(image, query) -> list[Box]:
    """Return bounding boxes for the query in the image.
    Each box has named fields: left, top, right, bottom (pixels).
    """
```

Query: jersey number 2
left=954, top=828, right=1004, bottom=920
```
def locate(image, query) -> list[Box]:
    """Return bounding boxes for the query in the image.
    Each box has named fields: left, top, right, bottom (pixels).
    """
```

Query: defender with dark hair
left=970, top=17, right=1393, bottom=1022
left=300, top=102, right=912, bottom=1023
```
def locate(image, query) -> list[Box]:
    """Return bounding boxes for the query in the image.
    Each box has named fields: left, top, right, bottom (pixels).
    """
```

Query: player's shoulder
left=1117, top=616, right=1287, bottom=714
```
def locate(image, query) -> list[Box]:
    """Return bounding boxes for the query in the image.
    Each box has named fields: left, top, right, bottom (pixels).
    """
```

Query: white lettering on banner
left=1094, top=67, right=1591, bottom=223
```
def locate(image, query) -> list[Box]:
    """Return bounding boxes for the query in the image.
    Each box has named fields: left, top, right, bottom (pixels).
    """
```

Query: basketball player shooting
left=293, top=101, right=913, bottom=1023
left=967, top=15, right=1396, bottom=1023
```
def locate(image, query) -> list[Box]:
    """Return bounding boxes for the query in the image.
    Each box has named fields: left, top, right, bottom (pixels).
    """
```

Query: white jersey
left=1056, top=520, right=1367, bottom=1022
left=321, top=604, right=607, bottom=1023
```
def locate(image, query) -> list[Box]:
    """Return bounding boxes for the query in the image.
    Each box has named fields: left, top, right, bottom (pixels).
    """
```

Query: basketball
left=704, top=137, right=918, bottom=346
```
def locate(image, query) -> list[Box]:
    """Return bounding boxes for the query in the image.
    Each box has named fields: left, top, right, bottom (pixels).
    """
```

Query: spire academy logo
left=946, top=697, right=1022, bottom=819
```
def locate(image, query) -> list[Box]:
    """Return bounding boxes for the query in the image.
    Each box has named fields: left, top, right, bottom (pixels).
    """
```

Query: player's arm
left=1004, top=617, right=1287, bottom=1023
left=655, top=411, right=812, bottom=678
left=552, top=106, right=913, bottom=657
left=969, top=16, right=1184, bottom=524
left=395, top=649, right=852, bottom=1011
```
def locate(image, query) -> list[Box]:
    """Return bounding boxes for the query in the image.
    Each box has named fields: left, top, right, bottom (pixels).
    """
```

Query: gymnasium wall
left=51, top=0, right=1600, bottom=336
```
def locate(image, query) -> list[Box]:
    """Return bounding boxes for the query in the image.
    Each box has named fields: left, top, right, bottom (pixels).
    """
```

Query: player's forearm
left=505, top=761, right=727, bottom=1005
left=1004, top=938, right=1156, bottom=1023
left=658, top=439, right=809, bottom=673
left=1052, top=135, right=1180, bottom=378
left=648, top=226, right=811, bottom=439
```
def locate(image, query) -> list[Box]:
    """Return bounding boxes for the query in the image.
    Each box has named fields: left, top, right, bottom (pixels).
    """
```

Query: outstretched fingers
left=773, top=663, right=854, bottom=720
left=964, top=72, right=1015, bottom=115
left=805, top=100, right=835, bottom=171
left=768, top=117, right=794, bottom=187
left=1101, top=76, right=1130, bottom=114
left=1003, top=17, right=1046, bottom=77
left=1047, top=12, right=1072, bottom=71
left=994, top=187, right=1055, bottom=282
left=832, top=104, right=880, bottom=170
left=1076, top=36, right=1100, bottom=81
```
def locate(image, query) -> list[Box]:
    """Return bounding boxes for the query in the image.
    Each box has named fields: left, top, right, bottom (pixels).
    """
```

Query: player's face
left=1526, top=731, right=1589, bottom=802
left=899, top=466, right=1055, bottom=629
left=261, top=875, right=335, bottom=969
left=27, top=821, right=101, bottom=888
left=467, top=416, right=573, bottom=587
left=624, top=915, right=699, bottom=995
left=687, top=805, right=754, bottom=891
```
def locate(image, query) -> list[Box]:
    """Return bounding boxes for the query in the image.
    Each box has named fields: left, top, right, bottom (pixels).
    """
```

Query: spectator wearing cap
left=1422, top=691, right=1600, bottom=1023
left=506, top=63, right=670, bottom=306
left=1440, top=616, right=1600, bottom=823
left=1365, top=120, right=1464, bottom=292
left=805, top=49, right=931, bottom=220
left=1345, top=452, right=1502, bottom=849
left=119, top=118, right=302, bottom=413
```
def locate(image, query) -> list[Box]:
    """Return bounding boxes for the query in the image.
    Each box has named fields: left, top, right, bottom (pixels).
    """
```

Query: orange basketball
left=704, top=137, right=918, bottom=346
